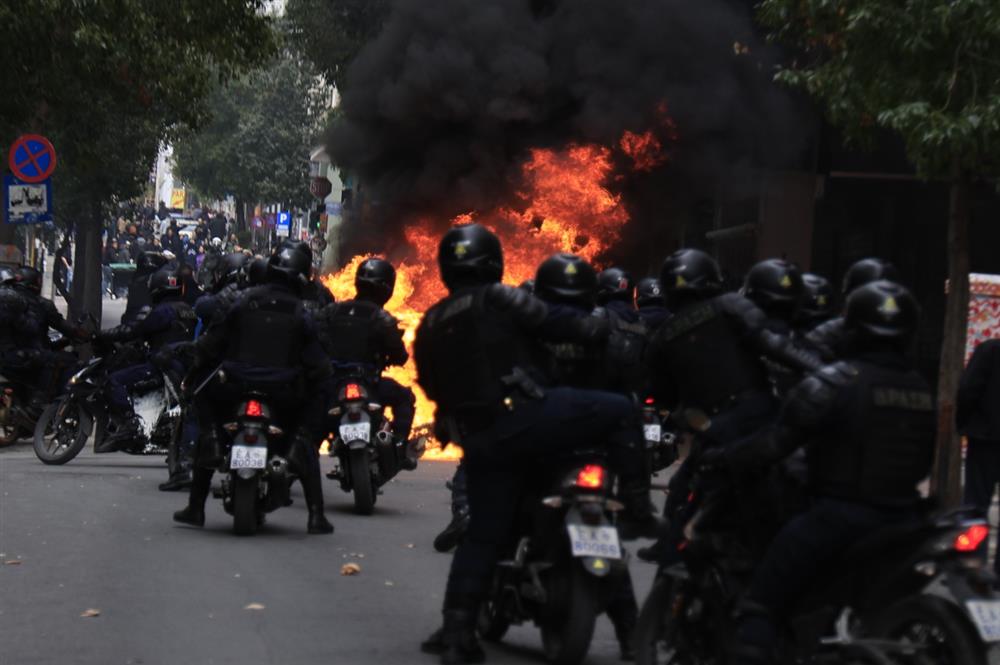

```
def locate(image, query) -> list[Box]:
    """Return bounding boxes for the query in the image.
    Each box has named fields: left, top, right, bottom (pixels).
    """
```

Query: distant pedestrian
left=54, top=235, right=73, bottom=305
left=958, top=338, right=1000, bottom=574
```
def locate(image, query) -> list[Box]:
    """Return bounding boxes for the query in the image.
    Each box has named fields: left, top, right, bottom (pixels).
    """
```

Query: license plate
left=230, top=444, right=267, bottom=470
left=967, top=600, right=1000, bottom=642
left=567, top=524, right=622, bottom=560
left=339, top=422, right=370, bottom=443
left=644, top=423, right=662, bottom=445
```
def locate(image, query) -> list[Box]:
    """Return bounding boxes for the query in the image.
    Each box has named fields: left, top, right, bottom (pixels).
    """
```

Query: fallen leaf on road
left=4, top=560, right=22, bottom=565
left=81, top=609, right=101, bottom=618
left=341, top=563, right=362, bottom=576
left=244, top=603, right=265, bottom=611
left=385, top=580, right=394, bottom=587
left=405, top=543, right=415, bottom=549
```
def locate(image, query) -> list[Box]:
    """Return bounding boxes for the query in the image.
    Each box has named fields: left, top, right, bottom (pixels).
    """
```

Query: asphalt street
left=0, top=295, right=659, bottom=665
left=0, top=445, right=658, bottom=665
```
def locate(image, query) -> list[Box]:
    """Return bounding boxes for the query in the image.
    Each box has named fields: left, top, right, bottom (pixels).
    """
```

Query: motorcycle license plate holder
left=230, top=444, right=268, bottom=470
left=567, top=524, right=622, bottom=560
left=966, top=600, right=1000, bottom=642
left=340, top=422, right=370, bottom=443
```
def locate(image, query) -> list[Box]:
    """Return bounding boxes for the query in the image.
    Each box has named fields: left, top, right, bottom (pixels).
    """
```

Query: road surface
left=0, top=444, right=658, bottom=665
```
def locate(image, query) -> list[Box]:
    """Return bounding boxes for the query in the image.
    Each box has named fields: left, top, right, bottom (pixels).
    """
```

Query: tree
left=172, top=45, right=329, bottom=227
left=757, top=0, right=1000, bottom=504
left=0, top=1, right=275, bottom=321
left=284, top=0, right=390, bottom=89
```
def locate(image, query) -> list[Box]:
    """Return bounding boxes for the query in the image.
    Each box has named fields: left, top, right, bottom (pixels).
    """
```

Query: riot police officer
left=635, top=277, right=669, bottom=330
left=415, top=224, right=656, bottom=664
left=638, top=249, right=819, bottom=563
left=728, top=281, right=933, bottom=664
left=534, top=254, right=645, bottom=661
left=806, top=257, right=897, bottom=361
left=741, top=259, right=809, bottom=396
left=795, top=273, right=835, bottom=332
left=594, top=266, right=650, bottom=399
left=12, top=266, right=89, bottom=409
left=174, top=242, right=334, bottom=534
left=122, top=251, right=170, bottom=325
left=97, top=269, right=197, bottom=451
left=315, top=257, right=418, bottom=469
left=194, top=252, right=251, bottom=332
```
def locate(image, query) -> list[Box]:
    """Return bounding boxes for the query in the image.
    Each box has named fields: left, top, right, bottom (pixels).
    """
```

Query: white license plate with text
left=967, top=600, right=1000, bottom=642
left=230, top=444, right=267, bottom=470
left=644, top=424, right=662, bottom=445
left=567, top=524, right=622, bottom=560
left=339, top=422, right=371, bottom=443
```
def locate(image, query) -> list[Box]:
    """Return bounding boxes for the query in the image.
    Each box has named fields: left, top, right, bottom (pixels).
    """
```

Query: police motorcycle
left=633, top=459, right=999, bottom=665
left=32, top=344, right=181, bottom=465
left=212, top=392, right=294, bottom=536
left=477, top=449, right=628, bottom=665
left=325, top=368, right=401, bottom=515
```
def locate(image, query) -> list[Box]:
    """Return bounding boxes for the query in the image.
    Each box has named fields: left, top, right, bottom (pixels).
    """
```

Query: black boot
left=433, top=506, right=470, bottom=553
left=159, top=470, right=192, bottom=492
left=421, top=610, right=485, bottom=664
left=399, top=435, right=424, bottom=471
left=636, top=539, right=670, bottom=563
left=97, top=413, right=139, bottom=453
left=173, top=467, right=212, bottom=527
left=301, top=463, right=334, bottom=535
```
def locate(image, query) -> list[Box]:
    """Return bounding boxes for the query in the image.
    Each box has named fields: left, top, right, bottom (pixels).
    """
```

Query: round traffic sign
left=8, top=134, right=56, bottom=183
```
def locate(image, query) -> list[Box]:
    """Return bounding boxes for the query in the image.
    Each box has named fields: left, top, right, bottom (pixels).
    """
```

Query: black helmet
left=355, top=257, right=396, bottom=306
left=660, top=249, right=722, bottom=299
left=635, top=277, right=663, bottom=308
left=137, top=251, right=168, bottom=273
left=148, top=269, right=182, bottom=303
left=16, top=266, right=42, bottom=294
left=248, top=257, right=269, bottom=286
left=799, top=273, right=835, bottom=323
left=534, top=253, right=598, bottom=307
left=596, top=267, right=633, bottom=305
left=742, top=259, right=804, bottom=319
left=216, top=252, right=250, bottom=290
left=518, top=279, right=535, bottom=293
left=267, top=242, right=313, bottom=287
left=845, top=280, right=919, bottom=341
left=438, top=223, right=503, bottom=291
left=842, top=258, right=898, bottom=297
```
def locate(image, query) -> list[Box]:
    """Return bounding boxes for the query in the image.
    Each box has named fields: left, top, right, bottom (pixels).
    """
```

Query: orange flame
left=321, top=127, right=671, bottom=461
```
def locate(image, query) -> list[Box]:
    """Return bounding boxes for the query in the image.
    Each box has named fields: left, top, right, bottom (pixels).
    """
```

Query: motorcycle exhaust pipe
left=375, top=430, right=394, bottom=447
left=269, top=456, right=290, bottom=479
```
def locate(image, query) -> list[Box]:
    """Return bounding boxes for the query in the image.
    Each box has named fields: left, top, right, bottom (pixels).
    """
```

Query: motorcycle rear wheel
left=32, top=398, right=91, bottom=465
left=540, top=567, right=600, bottom=665
left=478, top=575, right=512, bottom=642
left=232, top=475, right=260, bottom=536
left=349, top=448, right=375, bottom=515
left=868, top=595, right=986, bottom=665
left=634, top=576, right=699, bottom=665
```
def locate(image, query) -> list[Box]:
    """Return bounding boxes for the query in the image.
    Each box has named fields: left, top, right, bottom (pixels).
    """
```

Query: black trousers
left=964, top=438, right=1000, bottom=575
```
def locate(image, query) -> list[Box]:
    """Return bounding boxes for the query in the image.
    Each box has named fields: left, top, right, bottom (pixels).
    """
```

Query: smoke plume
left=328, top=0, right=806, bottom=250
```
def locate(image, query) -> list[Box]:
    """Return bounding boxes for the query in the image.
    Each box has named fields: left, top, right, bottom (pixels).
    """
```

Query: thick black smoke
left=329, top=0, right=807, bottom=250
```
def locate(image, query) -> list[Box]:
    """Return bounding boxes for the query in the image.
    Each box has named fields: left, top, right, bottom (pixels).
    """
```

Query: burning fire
left=321, top=128, right=670, bottom=461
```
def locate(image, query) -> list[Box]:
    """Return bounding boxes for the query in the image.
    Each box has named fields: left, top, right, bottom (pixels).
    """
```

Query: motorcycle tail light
left=955, top=524, right=989, bottom=552
left=644, top=396, right=655, bottom=405
left=575, top=464, right=605, bottom=489
left=345, top=383, right=363, bottom=400
left=245, top=400, right=263, bottom=418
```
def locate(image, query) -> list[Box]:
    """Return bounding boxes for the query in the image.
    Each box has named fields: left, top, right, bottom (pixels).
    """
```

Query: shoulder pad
left=375, top=308, right=399, bottom=327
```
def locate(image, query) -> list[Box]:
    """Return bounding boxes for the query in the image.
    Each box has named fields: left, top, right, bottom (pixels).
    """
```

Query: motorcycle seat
left=839, top=520, right=930, bottom=567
